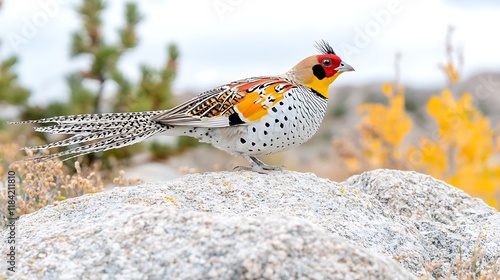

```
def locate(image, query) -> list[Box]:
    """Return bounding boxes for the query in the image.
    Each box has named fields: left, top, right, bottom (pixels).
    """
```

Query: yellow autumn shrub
left=347, top=83, right=410, bottom=172
left=340, top=30, right=500, bottom=209
left=408, top=86, right=500, bottom=208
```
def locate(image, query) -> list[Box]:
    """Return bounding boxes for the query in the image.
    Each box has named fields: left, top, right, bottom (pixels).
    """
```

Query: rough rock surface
left=1, top=169, right=499, bottom=279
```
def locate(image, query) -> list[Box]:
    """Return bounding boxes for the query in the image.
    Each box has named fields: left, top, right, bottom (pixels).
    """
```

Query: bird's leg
left=249, top=156, right=283, bottom=171
left=234, top=155, right=284, bottom=173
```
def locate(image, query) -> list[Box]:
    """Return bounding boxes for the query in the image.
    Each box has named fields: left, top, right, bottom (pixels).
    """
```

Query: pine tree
left=70, top=0, right=141, bottom=114
left=20, top=0, right=178, bottom=164
left=0, top=43, right=30, bottom=106
left=0, top=41, right=30, bottom=130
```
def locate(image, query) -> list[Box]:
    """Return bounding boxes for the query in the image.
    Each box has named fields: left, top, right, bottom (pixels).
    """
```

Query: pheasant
left=10, top=40, right=354, bottom=173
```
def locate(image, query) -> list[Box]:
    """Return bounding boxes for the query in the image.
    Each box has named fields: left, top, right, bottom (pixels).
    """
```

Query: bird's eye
left=322, top=58, right=332, bottom=67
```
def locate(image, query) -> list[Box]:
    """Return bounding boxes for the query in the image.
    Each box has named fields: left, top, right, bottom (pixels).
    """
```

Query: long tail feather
left=12, top=111, right=172, bottom=162
left=33, top=120, right=146, bottom=134
left=8, top=110, right=167, bottom=125
left=22, top=125, right=134, bottom=150
left=28, top=125, right=167, bottom=162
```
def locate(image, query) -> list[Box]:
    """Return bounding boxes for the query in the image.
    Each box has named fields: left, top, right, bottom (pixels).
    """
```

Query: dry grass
left=417, top=233, right=500, bottom=279
left=113, top=170, right=142, bottom=187
left=445, top=246, right=499, bottom=280
left=0, top=148, right=105, bottom=226
left=0, top=132, right=139, bottom=227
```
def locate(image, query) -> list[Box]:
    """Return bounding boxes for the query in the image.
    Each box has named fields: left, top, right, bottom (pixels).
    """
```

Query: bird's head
left=290, top=40, right=354, bottom=99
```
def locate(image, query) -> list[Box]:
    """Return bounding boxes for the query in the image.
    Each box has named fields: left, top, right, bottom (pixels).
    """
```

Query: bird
left=10, top=40, right=354, bottom=173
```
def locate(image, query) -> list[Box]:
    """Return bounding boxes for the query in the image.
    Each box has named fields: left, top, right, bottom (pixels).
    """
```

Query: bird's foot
left=236, top=155, right=285, bottom=174
left=233, top=165, right=256, bottom=172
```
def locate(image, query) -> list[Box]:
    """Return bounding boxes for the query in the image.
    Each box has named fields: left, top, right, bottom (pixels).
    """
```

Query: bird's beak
left=335, top=62, right=355, bottom=72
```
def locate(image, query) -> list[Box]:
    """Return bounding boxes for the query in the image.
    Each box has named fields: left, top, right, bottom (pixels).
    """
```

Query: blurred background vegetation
left=0, top=0, right=499, bottom=222
left=1, top=0, right=198, bottom=168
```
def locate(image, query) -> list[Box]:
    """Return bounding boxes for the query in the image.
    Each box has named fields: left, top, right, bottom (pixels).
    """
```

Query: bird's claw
left=234, top=155, right=285, bottom=174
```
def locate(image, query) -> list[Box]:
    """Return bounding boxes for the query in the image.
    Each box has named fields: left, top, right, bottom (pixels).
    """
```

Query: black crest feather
left=315, top=40, right=336, bottom=55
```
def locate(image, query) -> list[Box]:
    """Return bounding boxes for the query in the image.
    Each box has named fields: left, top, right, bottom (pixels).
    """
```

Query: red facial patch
left=316, top=54, right=342, bottom=78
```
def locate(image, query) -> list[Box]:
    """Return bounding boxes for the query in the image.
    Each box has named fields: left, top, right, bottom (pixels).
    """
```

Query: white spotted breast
left=186, top=86, right=329, bottom=156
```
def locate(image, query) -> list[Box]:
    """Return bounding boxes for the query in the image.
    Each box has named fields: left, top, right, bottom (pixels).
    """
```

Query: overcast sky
left=0, top=0, right=499, bottom=105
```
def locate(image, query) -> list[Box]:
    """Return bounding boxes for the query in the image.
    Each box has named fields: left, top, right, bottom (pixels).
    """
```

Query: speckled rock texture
left=1, top=169, right=499, bottom=279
